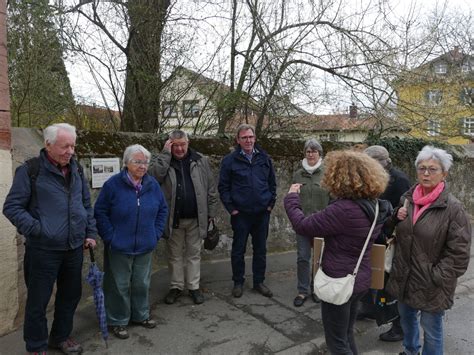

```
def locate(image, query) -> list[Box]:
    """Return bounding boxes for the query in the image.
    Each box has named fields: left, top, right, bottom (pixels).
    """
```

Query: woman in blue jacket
left=94, top=144, right=168, bottom=340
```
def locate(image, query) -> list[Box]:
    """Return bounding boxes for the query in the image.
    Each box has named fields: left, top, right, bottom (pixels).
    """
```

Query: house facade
left=161, top=67, right=409, bottom=141
left=160, top=67, right=260, bottom=135
left=395, top=47, right=474, bottom=144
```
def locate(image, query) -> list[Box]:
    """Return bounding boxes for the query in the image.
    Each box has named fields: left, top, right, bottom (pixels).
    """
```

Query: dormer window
left=434, top=62, right=447, bottom=74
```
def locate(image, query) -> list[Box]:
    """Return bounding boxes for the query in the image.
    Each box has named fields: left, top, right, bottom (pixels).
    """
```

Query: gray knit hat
left=364, top=145, right=391, bottom=169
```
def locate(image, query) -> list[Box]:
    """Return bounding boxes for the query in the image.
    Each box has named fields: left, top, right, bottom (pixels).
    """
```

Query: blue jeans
left=23, top=246, right=83, bottom=352
left=398, top=302, right=444, bottom=355
left=296, top=234, right=312, bottom=296
left=103, top=249, right=153, bottom=326
left=230, top=211, right=270, bottom=286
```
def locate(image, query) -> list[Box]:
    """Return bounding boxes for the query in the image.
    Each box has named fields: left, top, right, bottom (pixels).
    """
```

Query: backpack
left=25, top=157, right=84, bottom=208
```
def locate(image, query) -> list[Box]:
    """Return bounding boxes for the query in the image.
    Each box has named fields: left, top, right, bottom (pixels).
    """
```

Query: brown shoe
left=253, top=283, right=273, bottom=297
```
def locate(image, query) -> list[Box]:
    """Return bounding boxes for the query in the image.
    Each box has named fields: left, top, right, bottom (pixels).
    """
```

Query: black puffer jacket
left=386, top=185, right=472, bottom=312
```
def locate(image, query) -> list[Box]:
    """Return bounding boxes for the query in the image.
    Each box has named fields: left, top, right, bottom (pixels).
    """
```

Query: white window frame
left=460, top=87, right=473, bottom=106
left=426, top=90, right=442, bottom=105
left=329, top=133, right=338, bottom=142
left=463, top=117, right=474, bottom=136
left=183, top=100, right=200, bottom=118
left=162, top=101, right=178, bottom=118
left=427, top=118, right=441, bottom=136
left=319, top=134, right=329, bottom=141
left=434, top=62, right=447, bottom=74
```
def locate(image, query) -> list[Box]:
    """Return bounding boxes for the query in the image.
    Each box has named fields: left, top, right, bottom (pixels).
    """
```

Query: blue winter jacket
left=94, top=169, right=168, bottom=255
left=218, top=144, right=277, bottom=214
left=3, top=149, right=97, bottom=251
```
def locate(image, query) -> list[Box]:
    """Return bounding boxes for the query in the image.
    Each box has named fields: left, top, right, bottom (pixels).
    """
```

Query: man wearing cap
left=361, top=145, right=411, bottom=342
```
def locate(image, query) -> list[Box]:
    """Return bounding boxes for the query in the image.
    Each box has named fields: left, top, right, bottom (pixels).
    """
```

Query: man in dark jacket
left=3, top=123, right=97, bottom=355
left=218, top=124, right=277, bottom=298
left=362, top=145, right=411, bottom=342
left=150, top=130, right=218, bottom=305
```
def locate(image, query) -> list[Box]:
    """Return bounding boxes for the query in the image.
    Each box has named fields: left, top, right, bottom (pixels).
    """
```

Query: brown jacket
left=387, top=185, right=471, bottom=312
left=149, top=149, right=218, bottom=239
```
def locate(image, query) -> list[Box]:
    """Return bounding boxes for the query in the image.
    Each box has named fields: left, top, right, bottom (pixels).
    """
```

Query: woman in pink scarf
left=386, top=146, right=471, bottom=355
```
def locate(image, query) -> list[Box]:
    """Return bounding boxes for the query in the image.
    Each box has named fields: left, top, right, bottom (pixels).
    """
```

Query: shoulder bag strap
left=317, top=200, right=379, bottom=275
left=353, top=200, right=379, bottom=276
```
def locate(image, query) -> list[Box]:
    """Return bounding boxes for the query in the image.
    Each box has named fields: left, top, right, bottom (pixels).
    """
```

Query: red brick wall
left=0, top=1, right=11, bottom=150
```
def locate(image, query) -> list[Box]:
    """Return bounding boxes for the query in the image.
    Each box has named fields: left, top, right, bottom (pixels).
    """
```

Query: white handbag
left=314, top=201, right=379, bottom=305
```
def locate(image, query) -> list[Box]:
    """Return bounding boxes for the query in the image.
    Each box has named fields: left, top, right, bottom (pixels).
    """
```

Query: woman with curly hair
left=284, top=150, right=393, bottom=355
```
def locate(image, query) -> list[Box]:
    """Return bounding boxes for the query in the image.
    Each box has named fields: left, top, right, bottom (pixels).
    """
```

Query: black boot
left=379, top=318, right=404, bottom=342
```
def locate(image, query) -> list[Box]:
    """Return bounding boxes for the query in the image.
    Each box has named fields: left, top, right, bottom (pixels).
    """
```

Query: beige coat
left=149, top=149, right=218, bottom=239
left=387, top=185, right=472, bottom=312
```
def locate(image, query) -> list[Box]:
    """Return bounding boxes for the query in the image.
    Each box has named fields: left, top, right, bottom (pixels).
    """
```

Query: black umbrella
left=86, top=247, right=108, bottom=348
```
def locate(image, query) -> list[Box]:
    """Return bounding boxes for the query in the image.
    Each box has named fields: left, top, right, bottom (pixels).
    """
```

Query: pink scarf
left=412, top=182, right=445, bottom=225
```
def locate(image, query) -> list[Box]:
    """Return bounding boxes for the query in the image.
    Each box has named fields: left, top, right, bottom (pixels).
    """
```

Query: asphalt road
left=1, top=242, right=473, bottom=355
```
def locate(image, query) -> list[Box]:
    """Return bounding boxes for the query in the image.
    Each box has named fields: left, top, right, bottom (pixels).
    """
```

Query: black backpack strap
left=25, top=157, right=41, bottom=208
left=26, top=156, right=85, bottom=207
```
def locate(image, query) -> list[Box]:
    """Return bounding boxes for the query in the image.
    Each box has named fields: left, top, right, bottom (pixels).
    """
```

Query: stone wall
left=1, top=127, right=473, bottom=336
left=0, top=0, right=19, bottom=336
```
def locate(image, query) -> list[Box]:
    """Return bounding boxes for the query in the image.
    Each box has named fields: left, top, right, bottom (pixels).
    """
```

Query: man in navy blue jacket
left=218, top=124, right=277, bottom=298
left=3, top=123, right=97, bottom=355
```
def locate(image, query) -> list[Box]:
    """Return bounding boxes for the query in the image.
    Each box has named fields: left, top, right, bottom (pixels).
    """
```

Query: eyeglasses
left=305, top=150, right=319, bottom=155
left=416, top=166, right=442, bottom=174
left=130, top=160, right=149, bottom=166
left=239, top=135, right=255, bottom=141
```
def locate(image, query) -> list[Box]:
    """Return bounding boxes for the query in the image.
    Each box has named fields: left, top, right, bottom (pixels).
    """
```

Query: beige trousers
left=167, top=218, right=201, bottom=291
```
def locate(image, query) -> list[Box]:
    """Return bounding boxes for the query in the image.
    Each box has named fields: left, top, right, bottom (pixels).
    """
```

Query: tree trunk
left=121, top=0, right=170, bottom=132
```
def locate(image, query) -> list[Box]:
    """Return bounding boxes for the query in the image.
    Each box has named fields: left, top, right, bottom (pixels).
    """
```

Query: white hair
left=415, top=145, right=453, bottom=172
left=123, top=144, right=151, bottom=167
left=43, top=123, right=76, bottom=145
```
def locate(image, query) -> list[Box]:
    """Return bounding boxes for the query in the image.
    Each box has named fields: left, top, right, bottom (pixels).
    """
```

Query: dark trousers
left=321, top=292, right=365, bottom=355
left=23, top=246, right=83, bottom=352
left=230, top=211, right=270, bottom=286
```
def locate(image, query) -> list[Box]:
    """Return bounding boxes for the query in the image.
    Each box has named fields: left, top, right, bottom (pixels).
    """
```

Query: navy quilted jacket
left=218, top=145, right=277, bottom=214
left=94, top=169, right=168, bottom=255
left=284, top=193, right=391, bottom=294
left=3, top=149, right=97, bottom=251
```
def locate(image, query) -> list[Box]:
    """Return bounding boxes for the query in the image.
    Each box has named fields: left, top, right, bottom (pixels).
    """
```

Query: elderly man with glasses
left=218, top=124, right=277, bottom=298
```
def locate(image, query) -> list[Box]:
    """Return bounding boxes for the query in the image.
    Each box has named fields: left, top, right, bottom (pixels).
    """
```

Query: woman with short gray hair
left=122, top=144, right=152, bottom=167
left=387, top=145, right=471, bottom=355
left=94, top=144, right=168, bottom=339
left=290, top=138, right=330, bottom=307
